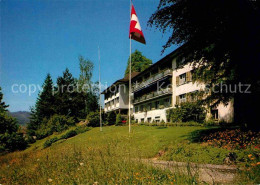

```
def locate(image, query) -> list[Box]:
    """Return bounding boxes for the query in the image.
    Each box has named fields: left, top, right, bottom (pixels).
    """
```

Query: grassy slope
left=0, top=125, right=253, bottom=184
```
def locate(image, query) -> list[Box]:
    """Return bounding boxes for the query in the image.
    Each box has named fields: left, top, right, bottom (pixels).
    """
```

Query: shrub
left=60, top=130, right=77, bottom=139
left=43, top=137, right=58, bottom=148
left=47, top=114, right=75, bottom=133
left=166, top=102, right=206, bottom=123
left=87, top=111, right=100, bottom=127
left=74, top=126, right=91, bottom=134
left=115, top=114, right=122, bottom=126
left=106, top=111, right=116, bottom=125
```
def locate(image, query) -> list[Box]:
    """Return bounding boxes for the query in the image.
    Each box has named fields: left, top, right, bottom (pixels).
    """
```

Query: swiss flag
left=129, top=4, right=146, bottom=44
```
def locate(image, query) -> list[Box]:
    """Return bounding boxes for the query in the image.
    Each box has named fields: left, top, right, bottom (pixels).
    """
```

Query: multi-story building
left=131, top=46, right=234, bottom=123
left=102, top=72, right=139, bottom=115
left=102, top=46, right=234, bottom=123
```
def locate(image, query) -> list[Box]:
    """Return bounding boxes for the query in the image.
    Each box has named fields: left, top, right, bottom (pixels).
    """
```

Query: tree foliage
left=27, top=55, right=99, bottom=139
left=0, top=87, right=27, bottom=152
left=149, top=0, right=260, bottom=127
left=166, top=102, right=206, bottom=123
left=125, top=50, right=152, bottom=76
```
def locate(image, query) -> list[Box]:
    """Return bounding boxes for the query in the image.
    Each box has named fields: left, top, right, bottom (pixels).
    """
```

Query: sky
left=0, top=0, right=177, bottom=112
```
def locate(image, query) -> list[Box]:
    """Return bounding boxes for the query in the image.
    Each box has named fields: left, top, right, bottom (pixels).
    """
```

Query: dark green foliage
left=27, top=57, right=99, bottom=140
left=54, top=68, right=84, bottom=118
left=115, top=114, right=122, bottom=126
left=43, top=137, right=59, bottom=148
left=47, top=114, right=75, bottom=132
left=60, top=130, right=77, bottom=139
left=34, top=115, right=75, bottom=139
left=0, top=87, right=27, bottom=152
left=0, top=87, right=8, bottom=112
left=106, top=111, right=116, bottom=125
left=86, top=111, right=100, bottom=127
left=27, top=74, right=55, bottom=136
left=125, top=50, right=152, bottom=76
left=166, top=102, right=205, bottom=123
left=74, top=126, right=91, bottom=134
left=148, top=0, right=260, bottom=128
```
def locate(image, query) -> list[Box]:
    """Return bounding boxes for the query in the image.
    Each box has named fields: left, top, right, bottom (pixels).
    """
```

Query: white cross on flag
left=129, top=4, right=146, bottom=44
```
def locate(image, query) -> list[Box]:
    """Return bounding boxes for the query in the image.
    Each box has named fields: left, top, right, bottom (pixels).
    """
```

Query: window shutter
left=176, top=76, right=179, bottom=86
left=176, top=96, right=179, bottom=105
left=187, top=93, right=191, bottom=102
left=186, top=71, right=191, bottom=82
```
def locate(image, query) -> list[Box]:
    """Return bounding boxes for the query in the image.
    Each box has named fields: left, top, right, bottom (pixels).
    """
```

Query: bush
left=60, top=130, right=77, bottom=139
left=43, top=137, right=58, bottom=148
left=106, top=111, right=116, bottom=125
left=0, top=112, right=28, bottom=152
left=166, top=102, right=206, bottom=123
left=115, top=114, right=123, bottom=126
left=87, top=111, right=100, bottom=127
left=74, top=126, right=91, bottom=134
left=47, top=114, right=75, bottom=133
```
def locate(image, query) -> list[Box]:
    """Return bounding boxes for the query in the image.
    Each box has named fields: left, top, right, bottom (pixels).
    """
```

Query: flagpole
left=98, top=46, right=102, bottom=132
left=129, top=0, right=132, bottom=133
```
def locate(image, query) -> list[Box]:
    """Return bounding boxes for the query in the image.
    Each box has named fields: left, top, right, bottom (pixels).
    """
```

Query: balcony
left=133, top=69, right=172, bottom=92
left=133, top=88, right=172, bottom=104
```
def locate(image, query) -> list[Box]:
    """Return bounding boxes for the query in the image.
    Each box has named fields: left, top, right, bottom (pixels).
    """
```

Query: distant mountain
left=8, top=111, right=31, bottom=126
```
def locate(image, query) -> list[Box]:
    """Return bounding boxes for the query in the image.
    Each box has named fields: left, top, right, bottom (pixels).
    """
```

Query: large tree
left=27, top=74, right=55, bottom=134
left=125, top=50, right=152, bottom=76
left=148, top=0, right=260, bottom=128
left=77, top=56, right=98, bottom=117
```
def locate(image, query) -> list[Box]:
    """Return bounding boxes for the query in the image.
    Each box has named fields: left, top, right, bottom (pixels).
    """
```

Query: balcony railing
left=133, top=88, right=172, bottom=104
left=132, top=69, right=172, bottom=92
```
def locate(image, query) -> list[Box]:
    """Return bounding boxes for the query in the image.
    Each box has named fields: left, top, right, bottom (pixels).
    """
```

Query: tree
left=0, top=87, right=27, bottom=152
left=54, top=68, right=85, bottom=118
left=78, top=55, right=94, bottom=91
left=77, top=56, right=98, bottom=117
left=0, top=87, right=8, bottom=112
left=35, top=73, right=55, bottom=121
left=148, top=0, right=260, bottom=128
left=27, top=74, right=55, bottom=135
left=125, top=50, right=152, bottom=76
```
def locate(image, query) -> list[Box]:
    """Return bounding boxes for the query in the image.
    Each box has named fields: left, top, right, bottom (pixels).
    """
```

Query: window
left=141, top=118, right=144, bottom=123
left=155, top=101, right=160, bottom=109
left=147, top=103, right=152, bottom=111
left=147, top=117, right=151, bottom=123
left=155, top=116, right=160, bottom=123
left=134, top=106, right=139, bottom=113
left=179, top=94, right=186, bottom=103
left=212, top=109, right=219, bottom=120
left=179, top=73, right=186, bottom=85
left=140, top=105, right=144, bottom=112
left=164, top=98, right=172, bottom=107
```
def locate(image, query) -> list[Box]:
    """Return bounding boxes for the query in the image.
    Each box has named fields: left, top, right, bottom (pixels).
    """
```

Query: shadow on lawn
left=188, top=126, right=239, bottom=143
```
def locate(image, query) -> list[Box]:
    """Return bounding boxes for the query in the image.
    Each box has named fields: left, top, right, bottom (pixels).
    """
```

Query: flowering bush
left=202, top=129, right=260, bottom=150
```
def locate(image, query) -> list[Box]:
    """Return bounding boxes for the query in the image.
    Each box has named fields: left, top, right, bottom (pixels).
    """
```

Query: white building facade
left=132, top=48, right=234, bottom=123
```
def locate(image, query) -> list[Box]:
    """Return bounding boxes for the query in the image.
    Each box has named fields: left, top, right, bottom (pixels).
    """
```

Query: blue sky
left=0, top=0, right=177, bottom=112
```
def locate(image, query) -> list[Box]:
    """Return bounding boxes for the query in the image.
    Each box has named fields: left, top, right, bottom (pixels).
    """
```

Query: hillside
left=8, top=111, right=31, bottom=126
left=0, top=126, right=259, bottom=184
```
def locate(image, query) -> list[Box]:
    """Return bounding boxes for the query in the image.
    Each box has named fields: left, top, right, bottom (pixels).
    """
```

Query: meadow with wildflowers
left=0, top=125, right=259, bottom=184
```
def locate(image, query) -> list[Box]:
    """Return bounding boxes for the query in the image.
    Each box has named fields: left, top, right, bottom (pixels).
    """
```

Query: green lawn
left=0, top=125, right=258, bottom=184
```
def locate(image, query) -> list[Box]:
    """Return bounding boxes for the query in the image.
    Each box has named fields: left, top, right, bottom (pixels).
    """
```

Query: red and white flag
left=129, top=4, right=146, bottom=44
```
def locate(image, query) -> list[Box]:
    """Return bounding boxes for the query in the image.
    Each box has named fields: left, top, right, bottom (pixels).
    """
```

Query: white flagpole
left=129, top=36, right=131, bottom=133
left=98, top=46, right=102, bottom=132
left=129, top=0, right=132, bottom=133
